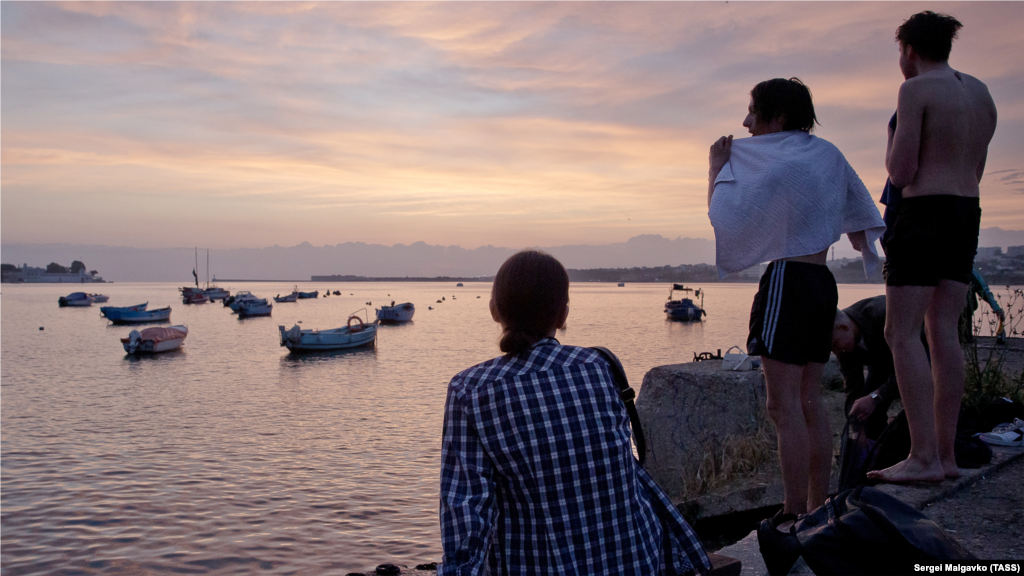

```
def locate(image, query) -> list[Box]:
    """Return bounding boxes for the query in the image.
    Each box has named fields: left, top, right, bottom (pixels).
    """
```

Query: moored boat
left=237, top=299, right=272, bottom=318
left=110, top=306, right=172, bottom=325
left=121, top=325, right=188, bottom=354
left=296, top=290, right=319, bottom=299
left=225, top=291, right=261, bottom=311
left=375, top=302, right=415, bottom=323
left=664, top=284, right=706, bottom=321
left=183, top=292, right=208, bottom=304
left=274, top=293, right=298, bottom=303
left=279, top=313, right=378, bottom=352
left=203, top=286, right=230, bottom=301
left=88, top=294, right=110, bottom=303
left=101, top=302, right=148, bottom=320
left=58, top=292, right=93, bottom=307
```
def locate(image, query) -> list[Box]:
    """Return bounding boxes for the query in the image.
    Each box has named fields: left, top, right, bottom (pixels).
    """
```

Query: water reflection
left=2, top=281, right=898, bottom=574
left=279, top=346, right=378, bottom=365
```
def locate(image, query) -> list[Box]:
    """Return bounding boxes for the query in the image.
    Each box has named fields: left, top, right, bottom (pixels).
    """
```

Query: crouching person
left=438, top=250, right=711, bottom=576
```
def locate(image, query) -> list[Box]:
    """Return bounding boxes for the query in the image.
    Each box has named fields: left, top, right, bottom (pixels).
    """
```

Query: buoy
left=428, top=306, right=433, bottom=310
left=39, top=327, right=44, bottom=330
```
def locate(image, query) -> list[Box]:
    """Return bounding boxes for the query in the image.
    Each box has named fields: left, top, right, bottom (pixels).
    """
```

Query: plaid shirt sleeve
left=438, top=378, right=497, bottom=576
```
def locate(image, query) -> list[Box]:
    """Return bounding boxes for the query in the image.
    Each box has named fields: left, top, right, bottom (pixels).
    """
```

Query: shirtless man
left=869, top=11, right=997, bottom=484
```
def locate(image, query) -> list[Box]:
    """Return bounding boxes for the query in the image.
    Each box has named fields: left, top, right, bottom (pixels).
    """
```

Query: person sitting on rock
left=438, top=249, right=710, bottom=576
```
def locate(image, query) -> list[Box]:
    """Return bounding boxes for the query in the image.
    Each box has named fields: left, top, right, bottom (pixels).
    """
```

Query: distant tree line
left=568, top=259, right=887, bottom=284
left=0, top=261, right=93, bottom=274
left=567, top=264, right=727, bottom=283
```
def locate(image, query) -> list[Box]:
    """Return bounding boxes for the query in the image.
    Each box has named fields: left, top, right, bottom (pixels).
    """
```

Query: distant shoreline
left=210, top=277, right=497, bottom=283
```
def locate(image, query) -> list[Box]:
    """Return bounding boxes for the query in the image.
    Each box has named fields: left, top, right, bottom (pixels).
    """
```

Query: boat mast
left=206, top=249, right=210, bottom=289
left=194, top=247, right=199, bottom=288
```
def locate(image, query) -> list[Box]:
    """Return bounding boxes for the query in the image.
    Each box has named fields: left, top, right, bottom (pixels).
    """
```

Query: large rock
left=636, top=360, right=771, bottom=506
left=636, top=357, right=846, bottom=521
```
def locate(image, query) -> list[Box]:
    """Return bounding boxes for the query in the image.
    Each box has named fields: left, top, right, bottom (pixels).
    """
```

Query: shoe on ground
left=979, top=427, right=1023, bottom=447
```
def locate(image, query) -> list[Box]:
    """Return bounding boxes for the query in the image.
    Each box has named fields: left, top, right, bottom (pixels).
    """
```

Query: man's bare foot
left=943, top=461, right=961, bottom=479
left=866, top=457, right=945, bottom=484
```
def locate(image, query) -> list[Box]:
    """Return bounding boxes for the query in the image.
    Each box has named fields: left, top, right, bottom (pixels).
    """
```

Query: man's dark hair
left=750, top=77, right=818, bottom=133
left=896, top=11, right=963, bottom=62
left=491, top=250, right=569, bottom=356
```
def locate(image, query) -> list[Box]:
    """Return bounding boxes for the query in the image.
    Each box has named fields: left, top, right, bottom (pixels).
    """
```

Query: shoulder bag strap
left=590, top=346, right=646, bottom=467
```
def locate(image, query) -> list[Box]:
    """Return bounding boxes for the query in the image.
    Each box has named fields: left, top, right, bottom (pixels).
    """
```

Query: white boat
left=278, top=323, right=378, bottom=351
left=88, top=294, right=110, bottom=303
left=237, top=299, right=272, bottom=318
left=58, top=292, right=93, bottom=307
left=121, top=325, right=188, bottom=354
left=203, top=287, right=230, bottom=301
left=279, top=317, right=378, bottom=352
left=274, top=292, right=298, bottom=303
left=101, top=302, right=147, bottom=319
left=110, top=306, right=172, bottom=325
left=225, top=291, right=262, bottom=312
left=376, top=302, right=415, bottom=323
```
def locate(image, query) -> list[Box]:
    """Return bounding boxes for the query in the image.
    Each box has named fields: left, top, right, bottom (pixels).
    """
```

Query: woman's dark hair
left=896, top=11, right=963, bottom=63
left=492, top=250, right=569, bottom=356
left=750, top=77, right=818, bottom=133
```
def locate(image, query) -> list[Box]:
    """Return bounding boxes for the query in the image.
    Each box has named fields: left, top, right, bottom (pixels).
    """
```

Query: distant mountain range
left=4, top=228, right=1023, bottom=282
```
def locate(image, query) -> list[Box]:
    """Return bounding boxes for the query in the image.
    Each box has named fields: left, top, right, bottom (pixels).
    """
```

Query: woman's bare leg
left=763, top=358, right=811, bottom=514
left=800, top=362, right=831, bottom=511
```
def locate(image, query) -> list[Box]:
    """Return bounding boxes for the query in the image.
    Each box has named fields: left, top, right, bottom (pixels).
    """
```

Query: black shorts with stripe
left=747, top=261, right=838, bottom=366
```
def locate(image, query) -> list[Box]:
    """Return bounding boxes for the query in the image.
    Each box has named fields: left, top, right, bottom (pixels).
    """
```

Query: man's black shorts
left=883, top=195, right=981, bottom=287
left=747, top=261, right=838, bottom=366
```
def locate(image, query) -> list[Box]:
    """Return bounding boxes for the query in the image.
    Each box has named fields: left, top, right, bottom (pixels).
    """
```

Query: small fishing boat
left=225, top=292, right=262, bottom=312
left=110, top=306, right=172, bottom=325
left=101, top=302, right=148, bottom=320
left=296, top=290, right=319, bottom=299
left=332, top=290, right=341, bottom=296
left=456, top=283, right=464, bottom=287
left=88, top=294, right=110, bottom=303
left=121, top=325, right=188, bottom=354
left=273, top=292, right=298, bottom=303
left=182, top=291, right=209, bottom=305
left=376, top=302, right=415, bottom=323
left=237, top=299, right=273, bottom=318
left=203, top=287, right=230, bottom=301
left=58, top=292, right=93, bottom=307
left=665, top=284, right=706, bottom=322
left=279, top=311, right=378, bottom=352
left=617, top=283, right=625, bottom=287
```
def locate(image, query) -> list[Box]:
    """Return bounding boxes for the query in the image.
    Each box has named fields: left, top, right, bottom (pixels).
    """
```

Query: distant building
left=976, top=246, right=1003, bottom=260
left=9, top=264, right=105, bottom=283
left=1007, top=246, right=1024, bottom=258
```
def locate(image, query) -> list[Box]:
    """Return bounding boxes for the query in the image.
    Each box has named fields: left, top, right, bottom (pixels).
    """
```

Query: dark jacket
left=837, top=295, right=900, bottom=439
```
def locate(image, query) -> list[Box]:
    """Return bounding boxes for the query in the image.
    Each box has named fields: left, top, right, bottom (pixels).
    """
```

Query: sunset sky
left=2, top=2, right=1023, bottom=251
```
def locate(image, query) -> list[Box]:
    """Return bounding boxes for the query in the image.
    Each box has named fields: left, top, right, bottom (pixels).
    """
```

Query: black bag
left=590, top=346, right=646, bottom=467
left=837, top=420, right=875, bottom=493
left=758, top=486, right=975, bottom=575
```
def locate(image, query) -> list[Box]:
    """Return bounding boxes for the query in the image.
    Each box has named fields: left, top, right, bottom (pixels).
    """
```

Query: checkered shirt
left=439, top=338, right=710, bottom=576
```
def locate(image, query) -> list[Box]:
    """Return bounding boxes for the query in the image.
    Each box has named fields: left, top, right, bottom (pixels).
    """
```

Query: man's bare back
left=887, top=66, right=997, bottom=196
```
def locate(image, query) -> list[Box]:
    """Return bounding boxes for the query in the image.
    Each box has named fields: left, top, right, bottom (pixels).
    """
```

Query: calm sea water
left=1, top=281, right=894, bottom=574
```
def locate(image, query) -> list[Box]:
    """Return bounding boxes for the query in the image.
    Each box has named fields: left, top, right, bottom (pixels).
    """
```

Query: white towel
left=708, top=131, right=886, bottom=279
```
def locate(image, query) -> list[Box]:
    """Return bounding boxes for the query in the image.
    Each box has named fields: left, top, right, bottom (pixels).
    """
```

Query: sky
left=2, top=1, right=1023, bottom=251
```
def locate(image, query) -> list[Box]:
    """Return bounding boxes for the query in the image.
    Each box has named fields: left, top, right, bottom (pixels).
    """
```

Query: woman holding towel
left=706, top=78, right=886, bottom=519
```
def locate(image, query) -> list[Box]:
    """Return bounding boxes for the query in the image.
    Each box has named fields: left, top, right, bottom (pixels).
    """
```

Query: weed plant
left=964, top=287, right=1024, bottom=408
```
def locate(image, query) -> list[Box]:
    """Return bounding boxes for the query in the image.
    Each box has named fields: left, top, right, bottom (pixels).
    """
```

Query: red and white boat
left=121, top=325, right=189, bottom=354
